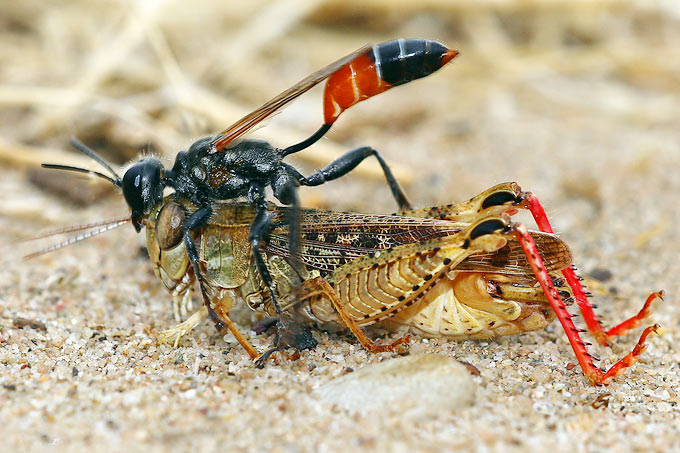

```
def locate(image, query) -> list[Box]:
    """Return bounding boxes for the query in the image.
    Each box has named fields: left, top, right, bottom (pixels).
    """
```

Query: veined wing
left=210, top=45, right=369, bottom=152
left=265, top=209, right=572, bottom=276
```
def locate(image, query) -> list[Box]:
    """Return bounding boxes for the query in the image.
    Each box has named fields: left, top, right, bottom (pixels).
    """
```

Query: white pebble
left=315, top=354, right=477, bottom=413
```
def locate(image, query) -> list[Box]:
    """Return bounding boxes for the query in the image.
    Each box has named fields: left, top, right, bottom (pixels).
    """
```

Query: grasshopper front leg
left=159, top=306, right=208, bottom=347
left=158, top=288, right=261, bottom=360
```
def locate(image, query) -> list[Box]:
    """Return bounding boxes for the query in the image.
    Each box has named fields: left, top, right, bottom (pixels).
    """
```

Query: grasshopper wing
left=266, top=209, right=571, bottom=277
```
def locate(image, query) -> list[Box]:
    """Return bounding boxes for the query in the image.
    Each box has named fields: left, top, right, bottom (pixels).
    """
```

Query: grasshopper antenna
left=41, top=138, right=123, bottom=187
left=23, top=216, right=130, bottom=260
left=22, top=215, right=131, bottom=242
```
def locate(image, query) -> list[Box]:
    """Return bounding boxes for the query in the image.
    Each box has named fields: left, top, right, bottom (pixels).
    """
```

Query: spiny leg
left=511, top=222, right=659, bottom=385
left=184, top=207, right=260, bottom=359
left=606, top=292, right=662, bottom=336
left=296, top=146, right=411, bottom=210
left=519, top=190, right=662, bottom=346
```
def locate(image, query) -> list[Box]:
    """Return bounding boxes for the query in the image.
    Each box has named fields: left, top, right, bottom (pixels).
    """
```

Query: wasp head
left=122, top=158, right=165, bottom=232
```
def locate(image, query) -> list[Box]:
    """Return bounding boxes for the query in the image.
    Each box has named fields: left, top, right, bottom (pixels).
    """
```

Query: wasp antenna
left=23, top=218, right=129, bottom=260
left=69, top=137, right=122, bottom=183
left=21, top=215, right=130, bottom=242
left=41, top=163, right=121, bottom=187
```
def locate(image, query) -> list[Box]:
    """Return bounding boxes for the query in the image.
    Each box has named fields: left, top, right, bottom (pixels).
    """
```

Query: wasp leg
left=184, top=206, right=260, bottom=359
left=510, top=221, right=659, bottom=385
left=251, top=317, right=280, bottom=335
left=296, top=146, right=411, bottom=210
left=254, top=346, right=279, bottom=368
left=519, top=190, right=663, bottom=346
left=249, top=183, right=300, bottom=363
left=272, top=170, right=304, bottom=277
left=249, top=186, right=283, bottom=316
left=183, top=206, right=218, bottom=323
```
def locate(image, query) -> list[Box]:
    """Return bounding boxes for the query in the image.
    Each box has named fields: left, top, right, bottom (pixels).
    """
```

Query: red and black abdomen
left=323, top=39, right=458, bottom=125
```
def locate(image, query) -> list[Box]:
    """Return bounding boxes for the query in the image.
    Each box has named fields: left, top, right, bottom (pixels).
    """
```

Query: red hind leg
left=520, top=191, right=663, bottom=346
left=510, top=222, right=659, bottom=385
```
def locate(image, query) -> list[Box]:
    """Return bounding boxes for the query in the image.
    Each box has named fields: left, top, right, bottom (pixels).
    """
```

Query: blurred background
left=2, top=1, right=678, bottom=215
left=1, top=0, right=678, bottom=450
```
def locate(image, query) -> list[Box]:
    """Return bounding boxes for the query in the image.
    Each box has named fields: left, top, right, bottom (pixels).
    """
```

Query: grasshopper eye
left=156, top=202, right=185, bottom=250
left=481, top=191, right=518, bottom=209
left=469, top=218, right=508, bottom=240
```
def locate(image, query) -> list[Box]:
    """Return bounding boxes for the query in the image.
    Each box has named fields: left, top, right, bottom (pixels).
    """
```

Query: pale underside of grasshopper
left=146, top=182, right=661, bottom=386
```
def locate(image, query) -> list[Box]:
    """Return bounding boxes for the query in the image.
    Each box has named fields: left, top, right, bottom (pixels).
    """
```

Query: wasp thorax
left=156, top=201, right=185, bottom=250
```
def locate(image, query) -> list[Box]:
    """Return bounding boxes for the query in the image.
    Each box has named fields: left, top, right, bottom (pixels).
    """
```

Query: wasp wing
left=211, top=45, right=369, bottom=153
left=266, top=210, right=572, bottom=277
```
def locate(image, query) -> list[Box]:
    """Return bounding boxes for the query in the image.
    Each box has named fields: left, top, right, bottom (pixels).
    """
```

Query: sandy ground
left=1, top=1, right=679, bottom=451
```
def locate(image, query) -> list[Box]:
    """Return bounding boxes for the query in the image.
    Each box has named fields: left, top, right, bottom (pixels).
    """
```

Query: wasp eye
left=156, top=202, right=185, bottom=250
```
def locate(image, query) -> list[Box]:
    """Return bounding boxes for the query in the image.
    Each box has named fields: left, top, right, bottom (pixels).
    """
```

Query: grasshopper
left=150, top=182, right=661, bottom=386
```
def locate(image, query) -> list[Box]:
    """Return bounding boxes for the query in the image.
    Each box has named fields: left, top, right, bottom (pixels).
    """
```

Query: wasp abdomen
left=374, top=39, right=455, bottom=86
left=323, top=39, right=458, bottom=125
